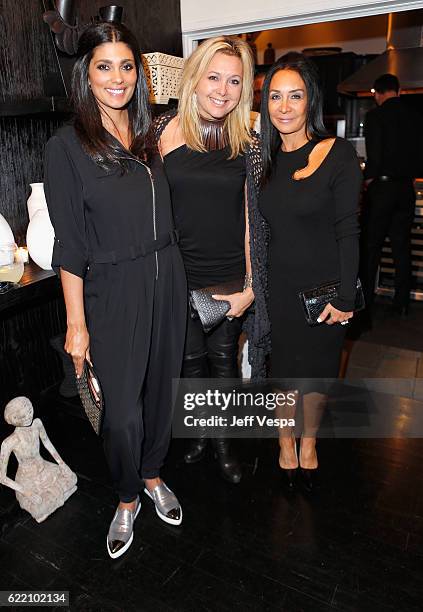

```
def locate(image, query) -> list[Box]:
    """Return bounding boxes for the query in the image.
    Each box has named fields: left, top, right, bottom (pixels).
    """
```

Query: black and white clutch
left=75, top=361, right=104, bottom=435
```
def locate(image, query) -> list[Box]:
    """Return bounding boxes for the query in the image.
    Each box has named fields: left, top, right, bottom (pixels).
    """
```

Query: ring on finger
left=340, top=320, right=349, bottom=326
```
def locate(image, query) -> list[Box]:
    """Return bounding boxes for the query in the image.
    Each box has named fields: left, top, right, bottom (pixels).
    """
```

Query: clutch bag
left=189, top=278, right=244, bottom=332
left=299, top=278, right=365, bottom=326
left=75, top=361, right=104, bottom=435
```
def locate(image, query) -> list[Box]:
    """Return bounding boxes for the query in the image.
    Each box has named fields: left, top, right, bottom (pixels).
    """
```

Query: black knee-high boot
left=211, top=438, right=242, bottom=484
left=182, top=354, right=209, bottom=463
left=209, top=352, right=242, bottom=484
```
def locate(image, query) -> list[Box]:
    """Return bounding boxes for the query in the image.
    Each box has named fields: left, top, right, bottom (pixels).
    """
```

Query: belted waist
left=89, top=229, right=179, bottom=265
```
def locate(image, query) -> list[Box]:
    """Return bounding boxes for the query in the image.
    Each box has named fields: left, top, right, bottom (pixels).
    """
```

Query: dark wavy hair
left=373, top=73, right=399, bottom=94
left=260, top=52, right=328, bottom=185
left=71, top=22, right=154, bottom=169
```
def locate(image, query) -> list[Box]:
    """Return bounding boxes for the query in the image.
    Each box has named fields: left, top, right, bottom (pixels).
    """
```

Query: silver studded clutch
left=299, top=278, right=365, bottom=326
left=75, top=361, right=104, bottom=435
left=189, top=278, right=244, bottom=332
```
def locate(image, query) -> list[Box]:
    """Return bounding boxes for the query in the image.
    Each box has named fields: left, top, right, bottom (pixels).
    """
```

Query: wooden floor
left=1, top=298, right=423, bottom=611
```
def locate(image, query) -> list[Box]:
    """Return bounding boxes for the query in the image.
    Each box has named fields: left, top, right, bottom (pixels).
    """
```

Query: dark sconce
left=43, top=1, right=123, bottom=56
left=41, top=2, right=124, bottom=97
left=99, top=5, right=123, bottom=23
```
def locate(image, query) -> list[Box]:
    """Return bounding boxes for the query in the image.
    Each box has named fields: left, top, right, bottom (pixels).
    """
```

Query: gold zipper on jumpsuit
left=121, top=157, right=159, bottom=280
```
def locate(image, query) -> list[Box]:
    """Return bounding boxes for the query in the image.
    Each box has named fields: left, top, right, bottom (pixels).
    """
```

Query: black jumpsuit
left=44, top=125, right=186, bottom=502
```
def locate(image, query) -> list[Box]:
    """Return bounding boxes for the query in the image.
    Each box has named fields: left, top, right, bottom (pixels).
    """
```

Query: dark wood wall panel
left=0, top=0, right=61, bottom=101
left=0, top=116, right=64, bottom=245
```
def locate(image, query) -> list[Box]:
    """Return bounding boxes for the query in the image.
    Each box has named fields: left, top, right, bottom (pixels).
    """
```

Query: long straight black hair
left=71, top=22, right=153, bottom=169
left=260, top=52, right=328, bottom=185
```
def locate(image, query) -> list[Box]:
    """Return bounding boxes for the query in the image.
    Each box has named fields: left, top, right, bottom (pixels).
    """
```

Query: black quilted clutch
left=299, top=278, right=365, bottom=326
left=189, top=278, right=244, bottom=332
left=75, top=361, right=104, bottom=435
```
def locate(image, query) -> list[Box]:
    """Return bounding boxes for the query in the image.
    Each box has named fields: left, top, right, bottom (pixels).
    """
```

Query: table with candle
left=0, top=244, right=24, bottom=283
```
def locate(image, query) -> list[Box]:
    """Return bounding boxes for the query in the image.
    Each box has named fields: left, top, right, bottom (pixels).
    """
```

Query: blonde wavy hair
left=178, top=36, right=254, bottom=158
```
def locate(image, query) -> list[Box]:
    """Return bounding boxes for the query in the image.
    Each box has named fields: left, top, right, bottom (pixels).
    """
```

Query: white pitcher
left=27, top=183, right=47, bottom=221
left=26, top=183, right=54, bottom=270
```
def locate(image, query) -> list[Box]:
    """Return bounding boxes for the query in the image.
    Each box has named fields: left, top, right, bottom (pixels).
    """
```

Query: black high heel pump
left=279, top=434, right=298, bottom=490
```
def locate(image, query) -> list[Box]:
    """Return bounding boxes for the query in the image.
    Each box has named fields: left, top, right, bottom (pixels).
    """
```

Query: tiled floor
left=347, top=341, right=420, bottom=378
left=1, top=298, right=423, bottom=611
left=345, top=341, right=422, bottom=401
left=345, top=299, right=423, bottom=404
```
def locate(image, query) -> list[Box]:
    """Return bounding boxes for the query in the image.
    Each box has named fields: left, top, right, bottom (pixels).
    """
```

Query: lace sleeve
left=243, top=133, right=271, bottom=381
left=153, top=110, right=178, bottom=143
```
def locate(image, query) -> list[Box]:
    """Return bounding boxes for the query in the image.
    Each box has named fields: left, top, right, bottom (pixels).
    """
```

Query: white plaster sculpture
left=26, top=183, right=54, bottom=270
left=0, top=397, right=77, bottom=523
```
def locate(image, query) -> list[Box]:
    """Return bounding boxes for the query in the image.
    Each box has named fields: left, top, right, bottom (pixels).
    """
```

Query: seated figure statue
left=0, top=396, right=77, bottom=522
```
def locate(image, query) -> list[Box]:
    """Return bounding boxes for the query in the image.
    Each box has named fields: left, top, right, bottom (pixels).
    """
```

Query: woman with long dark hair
left=259, top=53, right=362, bottom=488
left=154, top=36, right=269, bottom=483
left=44, top=22, right=186, bottom=558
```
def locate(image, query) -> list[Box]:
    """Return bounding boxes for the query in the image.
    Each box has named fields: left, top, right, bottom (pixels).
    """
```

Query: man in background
left=362, top=73, right=423, bottom=320
left=250, top=71, right=266, bottom=132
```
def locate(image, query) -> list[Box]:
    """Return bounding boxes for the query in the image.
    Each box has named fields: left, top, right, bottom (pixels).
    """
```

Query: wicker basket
left=141, top=52, right=185, bottom=104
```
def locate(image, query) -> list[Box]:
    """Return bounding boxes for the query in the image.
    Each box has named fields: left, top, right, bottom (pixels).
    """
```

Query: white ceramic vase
left=0, top=214, right=24, bottom=282
left=27, top=183, right=46, bottom=221
left=26, top=183, right=54, bottom=270
left=0, top=213, right=16, bottom=266
left=0, top=213, right=15, bottom=247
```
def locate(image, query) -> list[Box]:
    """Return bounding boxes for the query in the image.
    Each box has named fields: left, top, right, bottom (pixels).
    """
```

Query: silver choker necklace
left=199, top=116, right=228, bottom=151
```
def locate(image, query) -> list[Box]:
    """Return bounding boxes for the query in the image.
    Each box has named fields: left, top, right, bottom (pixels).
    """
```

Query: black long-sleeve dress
left=259, top=138, right=362, bottom=379
left=44, top=125, right=186, bottom=502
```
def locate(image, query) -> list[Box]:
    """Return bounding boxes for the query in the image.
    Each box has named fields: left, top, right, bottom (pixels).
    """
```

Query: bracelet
left=243, top=273, right=253, bottom=291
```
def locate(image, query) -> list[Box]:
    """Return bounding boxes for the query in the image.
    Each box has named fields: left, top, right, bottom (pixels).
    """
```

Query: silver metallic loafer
left=144, top=482, right=182, bottom=526
left=106, top=496, right=141, bottom=559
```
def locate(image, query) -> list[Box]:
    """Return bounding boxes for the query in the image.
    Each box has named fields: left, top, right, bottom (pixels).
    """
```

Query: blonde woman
left=155, top=36, right=269, bottom=483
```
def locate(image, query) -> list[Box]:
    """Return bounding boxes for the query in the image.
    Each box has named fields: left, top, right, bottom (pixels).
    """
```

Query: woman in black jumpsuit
left=258, top=53, right=361, bottom=488
left=44, top=23, right=186, bottom=558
